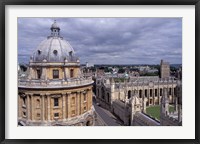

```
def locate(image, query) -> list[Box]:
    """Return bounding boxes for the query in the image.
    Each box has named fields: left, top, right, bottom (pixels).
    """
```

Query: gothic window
left=169, top=88, right=172, bottom=95
left=70, top=69, right=74, bottom=78
left=139, top=90, right=142, bottom=98
left=54, top=98, right=59, bottom=107
left=160, top=89, right=162, bottom=96
left=145, top=89, right=147, bottom=97
left=155, top=89, right=157, bottom=97
left=150, top=89, right=152, bottom=97
left=53, top=70, right=59, bottom=79
left=128, top=90, right=131, bottom=99
left=174, top=88, right=176, bottom=95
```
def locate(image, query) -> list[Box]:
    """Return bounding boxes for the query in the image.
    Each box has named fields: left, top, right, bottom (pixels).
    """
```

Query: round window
left=53, top=50, right=58, bottom=55
left=38, top=50, right=41, bottom=55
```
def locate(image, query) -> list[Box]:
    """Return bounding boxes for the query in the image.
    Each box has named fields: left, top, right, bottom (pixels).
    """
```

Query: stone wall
left=18, top=85, right=94, bottom=126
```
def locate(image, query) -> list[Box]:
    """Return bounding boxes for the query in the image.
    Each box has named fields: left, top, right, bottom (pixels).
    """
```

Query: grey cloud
left=18, top=17, right=182, bottom=64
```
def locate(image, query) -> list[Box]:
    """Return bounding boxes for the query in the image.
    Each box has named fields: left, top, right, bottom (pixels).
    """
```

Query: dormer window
left=38, top=50, right=41, bottom=55
left=53, top=50, right=58, bottom=55
left=69, top=51, right=73, bottom=56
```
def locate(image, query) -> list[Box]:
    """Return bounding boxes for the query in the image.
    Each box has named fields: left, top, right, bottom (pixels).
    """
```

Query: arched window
left=145, top=89, right=147, bottom=97
left=155, top=89, right=158, bottom=97
left=150, top=89, right=152, bottom=97
left=139, top=90, right=142, bottom=98
left=70, top=69, right=74, bottom=78
left=160, top=89, right=162, bottom=96
left=169, top=88, right=172, bottom=95
left=128, top=90, right=131, bottom=99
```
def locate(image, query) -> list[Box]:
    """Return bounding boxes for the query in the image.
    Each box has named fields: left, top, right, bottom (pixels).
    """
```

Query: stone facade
left=96, top=76, right=177, bottom=110
left=18, top=21, right=94, bottom=126
left=95, top=66, right=182, bottom=126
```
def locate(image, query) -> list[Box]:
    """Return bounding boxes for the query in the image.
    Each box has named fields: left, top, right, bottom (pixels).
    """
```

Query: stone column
left=152, top=88, right=155, bottom=105
left=47, top=94, right=51, bottom=121
left=80, top=91, right=83, bottom=114
left=27, top=94, right=31, bottom=120
left=158, top=87, right=160, bottom=105
left=67, top=92, right=71, bottom=118
left=87, top=89, right=90, bottom=110
left=31, top=95, right=35, bottom=120
left=148, top=88, right=150, bottom=106
left=89, top=88, right=93, bottom=109
left=76, top=91, right=80, bottom=116
left=41, top=94, right=45, bottom=121
left=62, top=93, right=66, bottom=120
left=85, top=90, right=89, bottom=111
left=172, top=86, right=174, bottom=104
left=18, top=95, right=22, bottom=119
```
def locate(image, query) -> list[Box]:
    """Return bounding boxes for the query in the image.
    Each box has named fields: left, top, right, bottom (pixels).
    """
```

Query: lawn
left=146, top=105, right=174, bottom=121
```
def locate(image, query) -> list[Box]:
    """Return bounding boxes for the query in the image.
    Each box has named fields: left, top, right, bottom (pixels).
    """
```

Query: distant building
left=160, top=59, right=170, bottom=78
left=18, top=21, right=94, bottom=126
left=95, top=60, right=182, bottom=126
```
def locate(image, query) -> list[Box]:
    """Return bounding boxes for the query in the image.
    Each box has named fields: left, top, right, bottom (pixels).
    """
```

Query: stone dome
left=51, top=20, right=60, bottom=30
left=31, top=21, right=79, bottom=63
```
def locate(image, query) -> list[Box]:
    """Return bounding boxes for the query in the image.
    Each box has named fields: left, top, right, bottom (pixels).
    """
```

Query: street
left=93, top=98, right=123, bottom=126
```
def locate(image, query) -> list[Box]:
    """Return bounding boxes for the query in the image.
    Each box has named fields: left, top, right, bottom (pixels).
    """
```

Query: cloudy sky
left=18, top=17, right=182, bottom=65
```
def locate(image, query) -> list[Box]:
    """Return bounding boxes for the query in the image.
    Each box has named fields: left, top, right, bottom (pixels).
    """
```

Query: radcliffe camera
left=18, top=18, right=182, bottom=126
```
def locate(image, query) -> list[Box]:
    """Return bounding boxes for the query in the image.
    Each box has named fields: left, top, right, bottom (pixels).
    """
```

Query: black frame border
left=0, top=0, right=199, bottom=144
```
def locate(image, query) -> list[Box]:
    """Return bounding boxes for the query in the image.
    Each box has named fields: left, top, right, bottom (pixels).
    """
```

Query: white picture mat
left=5, top=5, right=195, bottom=139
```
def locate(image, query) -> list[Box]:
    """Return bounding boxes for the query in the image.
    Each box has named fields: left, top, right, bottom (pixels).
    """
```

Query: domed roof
left=51, top=20, right=60, bottom=30
left=31, top=21, right=79, bottom=63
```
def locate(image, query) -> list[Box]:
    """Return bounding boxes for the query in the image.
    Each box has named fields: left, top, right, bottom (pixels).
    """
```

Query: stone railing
left=115, top=79, right=178, bottom=87
left=18, top=77, right=93, bottom=88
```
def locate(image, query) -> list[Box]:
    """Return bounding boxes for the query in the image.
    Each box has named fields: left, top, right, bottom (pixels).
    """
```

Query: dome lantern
left=50, top=20, right=60, bottom=37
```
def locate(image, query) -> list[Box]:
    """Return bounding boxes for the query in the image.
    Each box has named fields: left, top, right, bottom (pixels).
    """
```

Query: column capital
left=45, top=93, right=51, bottom=96
left=25, top=93, right=33, bottom=96
left=40, top=93, right=45, bottom=96
left=61, top=93, right=66, bottom=96
left=67, top=92, right=71, bottom=95
left=76, top=91, right=81, bottom=94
